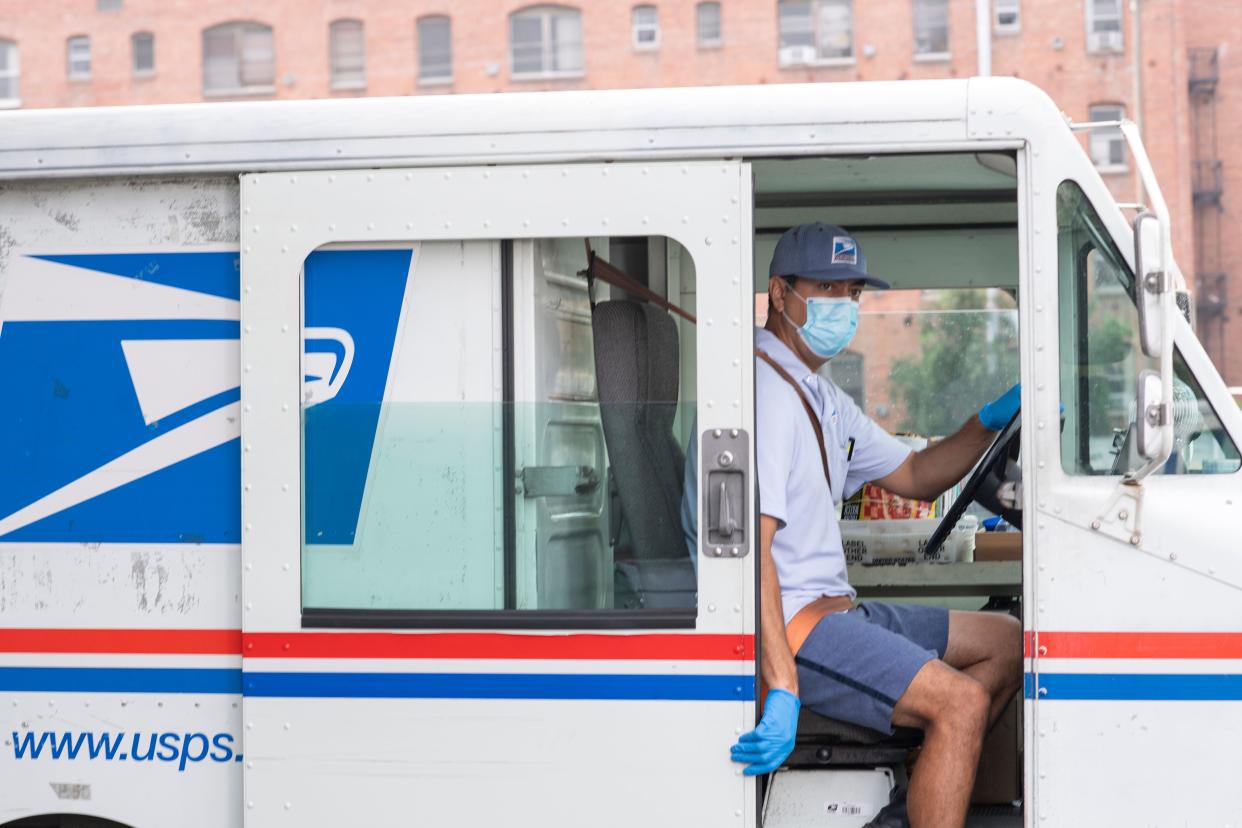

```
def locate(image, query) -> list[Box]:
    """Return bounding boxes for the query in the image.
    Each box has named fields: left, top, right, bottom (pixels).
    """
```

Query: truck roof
left=0, top=77, right=1059, bottom=180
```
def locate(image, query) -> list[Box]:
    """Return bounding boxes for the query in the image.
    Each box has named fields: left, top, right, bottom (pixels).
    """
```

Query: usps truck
left=1, top=77, right=1239, bottom=827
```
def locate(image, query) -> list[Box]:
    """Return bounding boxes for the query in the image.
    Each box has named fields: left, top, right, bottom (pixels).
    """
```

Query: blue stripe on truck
left=0, top=666, right=753, bottom=701
left=243, top=671, right=755, bottom=701
left=0, top=666, right=242, bottom=694
left=1026, top=672, right=1242, bottom=701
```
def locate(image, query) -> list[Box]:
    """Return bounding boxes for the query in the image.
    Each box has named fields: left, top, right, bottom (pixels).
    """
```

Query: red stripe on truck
left=0, top=628, right=241, bottom=655
left=1036, top=631, right=1242, bottom=660
left=243, top=632, right=755, bottom=661
left=0, top=629, right=753, bottom=661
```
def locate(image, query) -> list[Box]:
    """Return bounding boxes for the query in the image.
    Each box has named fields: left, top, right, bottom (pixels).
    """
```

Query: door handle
left=716, top=480, right=737, bottom=538
left=701, top=428, right=749, bottom=558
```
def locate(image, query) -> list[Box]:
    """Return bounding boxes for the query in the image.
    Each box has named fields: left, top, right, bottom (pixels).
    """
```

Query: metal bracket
left=700, top=428, right=750, bottom=559
left=519, top=465, right=599, bottom=498
left=1143, top=270, right=1172, bottom=295
left=1090, top=481, right=1145, bottom=547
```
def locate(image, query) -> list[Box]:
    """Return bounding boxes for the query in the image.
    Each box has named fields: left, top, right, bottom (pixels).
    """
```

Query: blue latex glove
left=979, top=382, right=1021, bottom=431
left=730, top=688, right=800, bottom=775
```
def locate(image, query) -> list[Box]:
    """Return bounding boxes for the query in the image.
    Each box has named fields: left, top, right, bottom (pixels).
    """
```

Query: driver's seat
left=787, top=709, right=923, bottom=767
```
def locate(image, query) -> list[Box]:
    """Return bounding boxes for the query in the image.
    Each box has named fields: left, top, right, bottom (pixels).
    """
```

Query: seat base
left=787, top=708, right=922, bottom=768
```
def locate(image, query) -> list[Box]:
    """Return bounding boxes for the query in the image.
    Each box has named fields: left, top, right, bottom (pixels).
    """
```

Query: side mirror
left=1133, top=212, right=1169, bottom=359
left=1134, top=369, right=1168, bottom=462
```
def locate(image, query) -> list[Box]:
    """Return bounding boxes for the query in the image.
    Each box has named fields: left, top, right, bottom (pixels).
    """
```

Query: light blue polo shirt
left=681, top=327, right=911, bottom=623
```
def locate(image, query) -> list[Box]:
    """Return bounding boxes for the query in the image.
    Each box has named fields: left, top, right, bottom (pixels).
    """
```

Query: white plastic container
left=840, top=516, right=977, bottom=564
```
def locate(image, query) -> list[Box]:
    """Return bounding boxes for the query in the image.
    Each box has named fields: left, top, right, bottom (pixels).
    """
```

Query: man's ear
left=768, top=276, right=788, bottom=314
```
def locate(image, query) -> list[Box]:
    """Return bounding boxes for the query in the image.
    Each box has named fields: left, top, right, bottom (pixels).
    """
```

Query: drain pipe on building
left=976, top=0, right=992, bottom=77
left=1131, top=0, right=1146, bottom=205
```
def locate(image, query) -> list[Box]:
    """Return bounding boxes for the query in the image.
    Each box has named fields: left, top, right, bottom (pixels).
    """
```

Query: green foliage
left=889, top=291, right=1020, bottom=436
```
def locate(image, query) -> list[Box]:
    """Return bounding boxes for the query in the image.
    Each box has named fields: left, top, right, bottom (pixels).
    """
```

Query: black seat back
left=592, top=300, right=686, bottom=560
left=592, top=300, right=695, bottom=609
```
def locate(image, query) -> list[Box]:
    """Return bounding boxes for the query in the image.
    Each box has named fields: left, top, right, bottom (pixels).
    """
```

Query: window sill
left=698, top=40, right=723, bottom=50
left=912, top=51, right=952, bottom=63
left=417, top=75, right=454, bottom=87
left=132, top=70, right=156, bottom=80
left=633, top=42, right=660, bottom=52
left=302, top=607, right=697, bottom=630
left=1087, top=49, right=1126, bottom=56
left=203, top=85, right=276, bottom=98
left=330, top=80, right=367, bottom=91
left=994, top=26, right=1021, bottom=36
left=779, top=56, right=856, bottom=69
left=0, top=98, right=20, bottom=109
left=68, top=75, right=93, bottom=83
left=1095, top=164, right=1130, bottom=175
left=511, top=70, right=585, bottom=82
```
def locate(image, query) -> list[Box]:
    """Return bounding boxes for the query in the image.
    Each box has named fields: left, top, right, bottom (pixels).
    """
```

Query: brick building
left=0, top=0, right=1237, bottom=379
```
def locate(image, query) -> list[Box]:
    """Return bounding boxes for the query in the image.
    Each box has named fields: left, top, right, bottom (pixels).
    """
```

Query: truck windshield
left=1056, top=180, right=1240, bottom=475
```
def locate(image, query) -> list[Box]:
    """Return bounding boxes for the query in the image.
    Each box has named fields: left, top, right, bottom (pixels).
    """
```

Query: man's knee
left=894, top=661, right=989, bottom=733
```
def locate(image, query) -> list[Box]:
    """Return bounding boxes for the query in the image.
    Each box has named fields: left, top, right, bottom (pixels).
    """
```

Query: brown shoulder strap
left=584, top=241, right=697, bottom=325
left=756, top=350, right=832, bottom=493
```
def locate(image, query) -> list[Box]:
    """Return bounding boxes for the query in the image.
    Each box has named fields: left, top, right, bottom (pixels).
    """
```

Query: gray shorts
left=794, top=602, right=950, bottom=734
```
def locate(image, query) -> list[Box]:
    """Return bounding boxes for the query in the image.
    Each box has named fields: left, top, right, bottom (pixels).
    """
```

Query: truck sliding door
left=239, top=162, right=757, bottom=826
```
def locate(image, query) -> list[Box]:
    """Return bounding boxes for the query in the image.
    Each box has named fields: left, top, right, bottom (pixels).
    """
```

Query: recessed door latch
left=701, top=428, right=749, bottom=559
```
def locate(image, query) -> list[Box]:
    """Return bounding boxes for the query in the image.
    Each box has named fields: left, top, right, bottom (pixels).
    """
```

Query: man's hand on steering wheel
left=924, top=384, right=1024, bottom=559
left=979, top=383, right=1021, bottom=432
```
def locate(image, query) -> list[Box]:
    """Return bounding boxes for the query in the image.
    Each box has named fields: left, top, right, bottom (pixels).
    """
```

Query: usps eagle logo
left=0, top=249, right=410, bottom=544
left=832, top=236, right=858, bottom=265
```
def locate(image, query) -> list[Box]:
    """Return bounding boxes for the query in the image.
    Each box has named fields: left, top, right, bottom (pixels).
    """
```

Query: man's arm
left=872, top=383, right=1021, bottom=502
left=758, top=514, right=797, bottom=695
left=730, top=514, right=801, bottom=776
left=872, top=414, right=995, bottom=502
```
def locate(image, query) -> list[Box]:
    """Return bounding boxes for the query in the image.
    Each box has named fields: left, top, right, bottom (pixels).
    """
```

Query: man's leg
left=943, top=610, right=1024, bottom=726
left=796, top=604, right=985, bottom=828
left=891, top=660, right=990, bottom=828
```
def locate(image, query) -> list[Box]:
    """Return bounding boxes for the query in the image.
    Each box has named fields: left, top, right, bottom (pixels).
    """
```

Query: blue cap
left=769, top=222, right=890, bottom=289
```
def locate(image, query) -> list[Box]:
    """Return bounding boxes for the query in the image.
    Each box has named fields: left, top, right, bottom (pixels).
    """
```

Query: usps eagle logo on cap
left=832, top=236, right=858, bottom=265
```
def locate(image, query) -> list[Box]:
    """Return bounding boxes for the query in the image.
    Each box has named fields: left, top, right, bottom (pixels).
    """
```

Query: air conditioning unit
left=779, top=45, right=817, bottom=67
left=1089, top=30, right=1124, bottom=53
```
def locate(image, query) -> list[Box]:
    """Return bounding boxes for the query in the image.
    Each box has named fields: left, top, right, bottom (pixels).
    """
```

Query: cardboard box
left=973, top=531, right=1022, bottom=561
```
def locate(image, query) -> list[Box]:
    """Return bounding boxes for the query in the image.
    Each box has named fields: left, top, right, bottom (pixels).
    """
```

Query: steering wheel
left=922, top=412, right=1022, bottom=561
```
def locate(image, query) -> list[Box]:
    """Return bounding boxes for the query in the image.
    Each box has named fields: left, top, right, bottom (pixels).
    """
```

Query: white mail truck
left=1, top=77, right=1239, bottom=827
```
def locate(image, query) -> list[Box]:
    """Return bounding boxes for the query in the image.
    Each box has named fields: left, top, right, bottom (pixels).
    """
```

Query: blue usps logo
left=832, top=236, right=858, bottom=265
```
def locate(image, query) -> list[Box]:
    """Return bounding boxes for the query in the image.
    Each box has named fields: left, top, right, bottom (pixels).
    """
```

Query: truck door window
left=1056, top=180, right=1240, bottom=475
left=298, top=237, right=699, bottom=625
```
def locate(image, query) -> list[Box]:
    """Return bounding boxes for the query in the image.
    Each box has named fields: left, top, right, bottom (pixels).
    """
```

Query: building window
left=132, top=32, right=155, bottom=75
left=912, top=0, right=949, bottom=58
left=203, top=22, right=275, bottom=96
left=994, top=0, right=1019, bottom=33
left=778, top=0, right=853, bottom=66
left=632, top=5, right=659, bottom=50
left=509, top=5, right=584, bottom=80
left=329, top=19, right=365, bottom=89
left=1087, top=104, right=1127, bottom=171
left=417, top=16, right=452, bottom=83
left=697, top=2, right=722, bottom=47
left=97, top=0, right=122, bottom=10
left=67, top=36, right=92, bottom=80
left=0, top=40, right=18, bottom=105
left=1086, top=0, right=1123, bottom=53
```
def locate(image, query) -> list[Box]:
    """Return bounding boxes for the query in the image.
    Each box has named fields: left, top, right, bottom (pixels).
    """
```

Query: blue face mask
left=783, top=291, right=859, bottom=359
